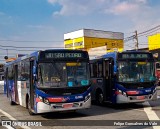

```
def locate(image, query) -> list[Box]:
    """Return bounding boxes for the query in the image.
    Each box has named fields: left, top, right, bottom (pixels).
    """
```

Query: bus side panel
left=17, top=81, right=28, bottom=107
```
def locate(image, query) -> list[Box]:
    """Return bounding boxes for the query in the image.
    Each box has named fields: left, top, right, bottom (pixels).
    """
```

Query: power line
left=124, top=24, right=160, bottom=42
left=0, top=44, right=64, bottom=49
left=124, top=35, right=135, bottom=43
left=137, top=28, right=160, bottom=38
left=138, top=25, right=160, bottom=36
left=0, top=44, right=65, bottom=52
left=0, top=39, right=63, bottom=43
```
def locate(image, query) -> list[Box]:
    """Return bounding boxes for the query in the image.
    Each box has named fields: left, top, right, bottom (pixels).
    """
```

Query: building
left=148, top=33, right=160, bottom=61
left=64, top=29, right=124, bottom=58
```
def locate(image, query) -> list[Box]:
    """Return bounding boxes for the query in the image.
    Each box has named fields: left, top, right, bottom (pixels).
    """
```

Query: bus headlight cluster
left=118, top=90, right=122, bottom=94
left=44, top=98, right=50, bottom=105
left=38, top=96, right=43, bottom=101
left=116, top=89, right=126, bottom=96
left=85, top=93, right=91, bottom=102
left=38, top=95, right=50, bottom=105
left=123, top=92, right=127, bottom=96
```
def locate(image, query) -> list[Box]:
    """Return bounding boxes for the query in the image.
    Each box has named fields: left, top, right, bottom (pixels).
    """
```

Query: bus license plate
left=62, top=103, right=73, bottom=108
left=137, top=96, right=145, bottom=100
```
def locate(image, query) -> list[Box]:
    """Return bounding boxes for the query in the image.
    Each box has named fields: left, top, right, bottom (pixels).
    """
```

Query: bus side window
left=90, top=63, right=94, bottom=78
left=94, top=63, right=98, bottom=77
left=20, top=60, right=29, bottom=81
left=105, top=61, right=109, bottom=79
left=98, top=62, right=103, bottom=77
left=90, top=62, right=98, bottom=78
left=8, top=66, right=14, bottom=80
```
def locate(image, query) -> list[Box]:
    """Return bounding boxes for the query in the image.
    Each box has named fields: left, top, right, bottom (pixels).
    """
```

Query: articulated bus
left=4, top=49, right=91, bottom=115
left=90, top=51, right=157, bottom=104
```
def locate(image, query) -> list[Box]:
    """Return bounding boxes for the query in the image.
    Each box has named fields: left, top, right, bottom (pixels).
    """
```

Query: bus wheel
left=9, top=93, right=14, bottom=105
left=27, top=98, right=35, bottom=115
left=96, top=91, right=104, bottom=105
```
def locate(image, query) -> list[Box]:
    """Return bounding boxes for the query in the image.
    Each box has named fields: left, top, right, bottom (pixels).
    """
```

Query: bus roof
left=4, top=49, right=89, bottom=66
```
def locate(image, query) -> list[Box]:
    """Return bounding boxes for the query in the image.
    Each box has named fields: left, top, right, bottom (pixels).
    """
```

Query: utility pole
left=135, top=30, right=139, bottom=50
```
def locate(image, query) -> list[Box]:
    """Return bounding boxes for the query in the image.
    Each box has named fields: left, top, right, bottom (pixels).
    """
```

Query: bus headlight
left=43, top=98, right=50, bottom=105
left=118, top=90, right=122, bottom=94
left=38, top=96, right=43, bottom=102
left=123, top=92, right=127, bottom=96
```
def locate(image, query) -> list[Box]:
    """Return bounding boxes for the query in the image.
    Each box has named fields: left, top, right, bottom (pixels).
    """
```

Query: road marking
left=2, top=125, right=14, bottom=129
left=133, top=108, right=144, bottom=112
left=143, top=102, right=160, bottom=129
left=0, top=109, right=31, bottom=129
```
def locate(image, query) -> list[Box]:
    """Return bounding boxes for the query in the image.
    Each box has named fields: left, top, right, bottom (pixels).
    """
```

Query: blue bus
left=4, top=49, right=91, bottom=115
left=90, top=51, right=157, bottom=104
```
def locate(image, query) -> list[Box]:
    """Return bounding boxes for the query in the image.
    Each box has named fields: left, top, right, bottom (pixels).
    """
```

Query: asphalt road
left=0, top=90, right=160, bottom=129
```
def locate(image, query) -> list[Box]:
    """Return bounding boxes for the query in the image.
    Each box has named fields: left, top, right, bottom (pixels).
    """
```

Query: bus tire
left=96, top=90, right=104, bottom=105
left=9, top=93, right=14, bottom=105
left=27, top=98, right=35, bottom=115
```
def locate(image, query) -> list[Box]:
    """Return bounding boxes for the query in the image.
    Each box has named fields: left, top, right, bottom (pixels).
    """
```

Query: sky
left=0, top=0, right=160, bottom=63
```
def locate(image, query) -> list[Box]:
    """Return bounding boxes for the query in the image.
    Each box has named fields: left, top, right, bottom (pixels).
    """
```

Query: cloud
left=47, top=0, right=160, bottom=50
left=47, top=0, right=110, bottom=16
left=47, top=0, right=160, bottom=36
left=103, top=0, right=160, bottom=32
left=47, top=0, right=150, bottom=16
left=47, top=0, right=58, bottom=4
left=47, top=0, right=159, bottom=29
left=106, top=1, right=139, bottom=15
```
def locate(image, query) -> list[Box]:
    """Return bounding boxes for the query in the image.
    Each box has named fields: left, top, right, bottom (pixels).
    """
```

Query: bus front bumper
left=116, top=91, right=157, bottom=104
left=36, top=97, right=91, bottom=113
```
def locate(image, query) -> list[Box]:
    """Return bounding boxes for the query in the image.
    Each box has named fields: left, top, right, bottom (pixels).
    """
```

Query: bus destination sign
left=119, top=53, right=150, bottom=59
left=45, top=52, right=83, bottom=59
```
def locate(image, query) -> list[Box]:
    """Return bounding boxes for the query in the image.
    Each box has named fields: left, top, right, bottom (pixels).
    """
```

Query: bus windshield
left=37, top=62, right=89, bottom=88
left=118, top=61, right=156, bottom=83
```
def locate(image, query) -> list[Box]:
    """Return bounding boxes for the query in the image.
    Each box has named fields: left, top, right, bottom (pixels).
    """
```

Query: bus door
left=14, top=65, right=19, bottom=103
left=29, top=60, right=35, bottom=110
left=103, top=58, right=114, bottom=101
